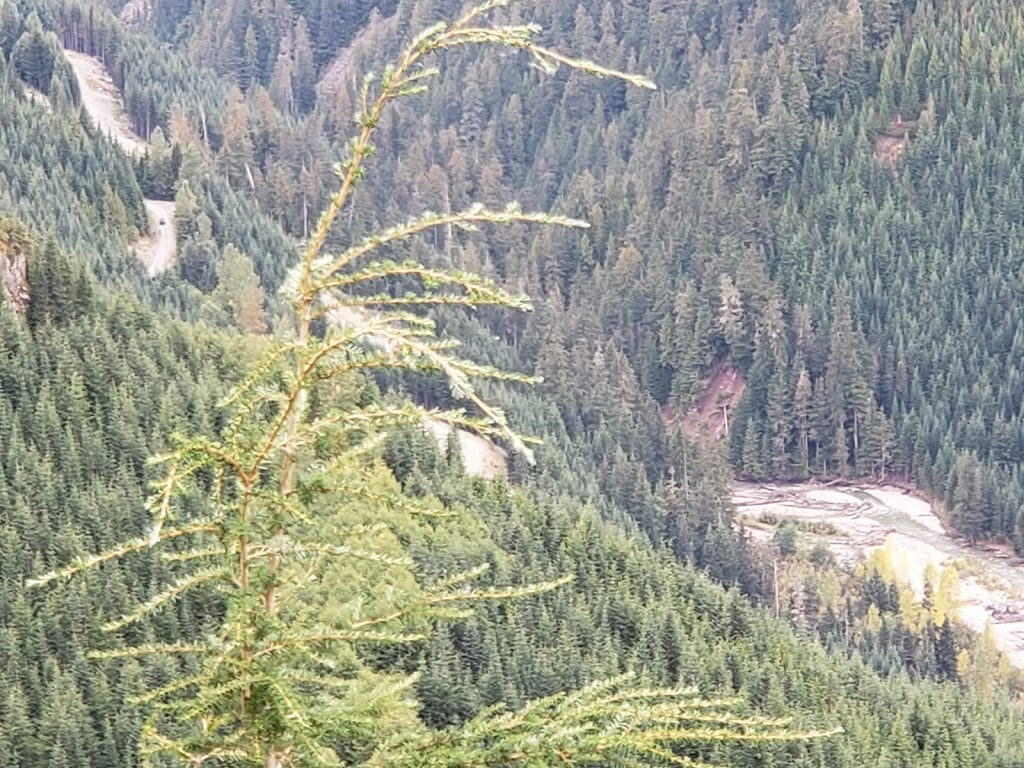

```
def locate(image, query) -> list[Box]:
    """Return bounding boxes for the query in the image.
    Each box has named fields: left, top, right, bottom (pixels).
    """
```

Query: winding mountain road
left=139, top=201, right=177, bottom=277
left=63, top=49, right=175, bottom=275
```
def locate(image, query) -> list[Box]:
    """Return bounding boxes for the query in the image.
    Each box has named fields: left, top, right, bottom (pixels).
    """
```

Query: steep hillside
left=0, top=239, right=1021, bottom=766
left=0, top=217, right=32, bottom=312
left=0, top=36, right=148, bottom=281
left=240, top=0, right=1024, bottom=552
left=3, top=0, right=1024, bottom=764
left=2, top=0, right=296, bottom=327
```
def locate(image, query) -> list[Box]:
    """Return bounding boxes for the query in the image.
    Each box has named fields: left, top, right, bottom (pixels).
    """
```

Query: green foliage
left=0, top=50, right=147, bottom=278
left=774, top=521, right=798, bottom=558
left=11, top=12, right=58, bottom=90
left=375, top=675, right=822, bottom=768
left=7, top=0, right=1024, bottom=765
left=0, top=251, right=241, bottom=768
left=26, top=237, right=93, bottom=328
left=0, top=231, right=1015, bottom=768
left=259, top=0, right=1024, bottom=553
left=29, top=4, right=831, bottom=766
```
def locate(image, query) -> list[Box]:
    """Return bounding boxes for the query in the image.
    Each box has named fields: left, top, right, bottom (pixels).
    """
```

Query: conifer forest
left=6, top=0, right=1024, bottom=763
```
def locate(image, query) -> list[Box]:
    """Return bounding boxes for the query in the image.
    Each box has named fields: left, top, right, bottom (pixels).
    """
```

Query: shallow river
left=732, top=482, right=1024, bottom=664
left=849, top=487, right=1024, bottom=592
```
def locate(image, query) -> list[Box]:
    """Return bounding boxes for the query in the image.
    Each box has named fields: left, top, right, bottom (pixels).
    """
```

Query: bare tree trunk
left=443, top=180, right=453, bottom=262
left=682, top=444, right=690, bottom=503
left=852, top=410, right=859, bottom=470
left=199, top=103, right=210, bottom=154
left=772, top=558, right=780, bottom=618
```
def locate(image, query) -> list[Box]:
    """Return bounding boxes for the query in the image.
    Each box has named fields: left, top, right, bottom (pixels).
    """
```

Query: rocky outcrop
left=0, top=220, right=32, bottom=314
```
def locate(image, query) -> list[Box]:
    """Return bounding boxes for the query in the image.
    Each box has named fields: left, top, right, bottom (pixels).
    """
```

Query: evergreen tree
left=31, top=6, right=823, bottom=766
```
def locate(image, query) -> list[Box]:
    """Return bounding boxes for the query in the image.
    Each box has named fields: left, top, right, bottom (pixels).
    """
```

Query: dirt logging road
left=62, top=49, right=175, bottom=275
left=140, top=201, right=176, bottom=276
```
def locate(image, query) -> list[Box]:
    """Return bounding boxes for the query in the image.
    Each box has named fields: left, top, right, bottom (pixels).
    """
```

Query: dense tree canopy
left=265, top=0, right=1024, bottom=551
left=4, top=0, right=1024, bottom=763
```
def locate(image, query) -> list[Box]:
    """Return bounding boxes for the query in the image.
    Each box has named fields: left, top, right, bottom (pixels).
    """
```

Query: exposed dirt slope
left=316, top=12, right=395, bottom=98
left=424, top=419, right=507, bottom=479
left=0, top=221, right=32, bottom=314
left=23, top=85, right=51, bottom=111
left=672, top=363, right=745, bottom=439
left=875, top=115, right=917, bottom=167
left=119, top=0, right=150, bottom=25
left=63, top=49, right=175, bottom=275
left=64, top=50, right=146, bottom=155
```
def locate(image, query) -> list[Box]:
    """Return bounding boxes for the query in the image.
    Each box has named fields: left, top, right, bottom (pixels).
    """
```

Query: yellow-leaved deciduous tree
left=930, top=563, right=960, bottom=627
left=961, top=626, right=1014, bottom=700
left=30, top=2, right=838, bottom=766
left=899, top=584, right=928, bottom=634
left=864, top=603, right=883, bottom=635
left=211, top=243, right=268, bottom=334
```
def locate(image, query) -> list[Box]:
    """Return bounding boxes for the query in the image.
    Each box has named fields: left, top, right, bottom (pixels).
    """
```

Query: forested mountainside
left=17, top=0, right=1020, bottom=547
left=4, top=0, right=1024, bottom=763
left=78, top=0, right=1022, bottom=546
left=296, top=0, right=1024, bottom=551
left=2, top=240, right=1024, bottom=766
